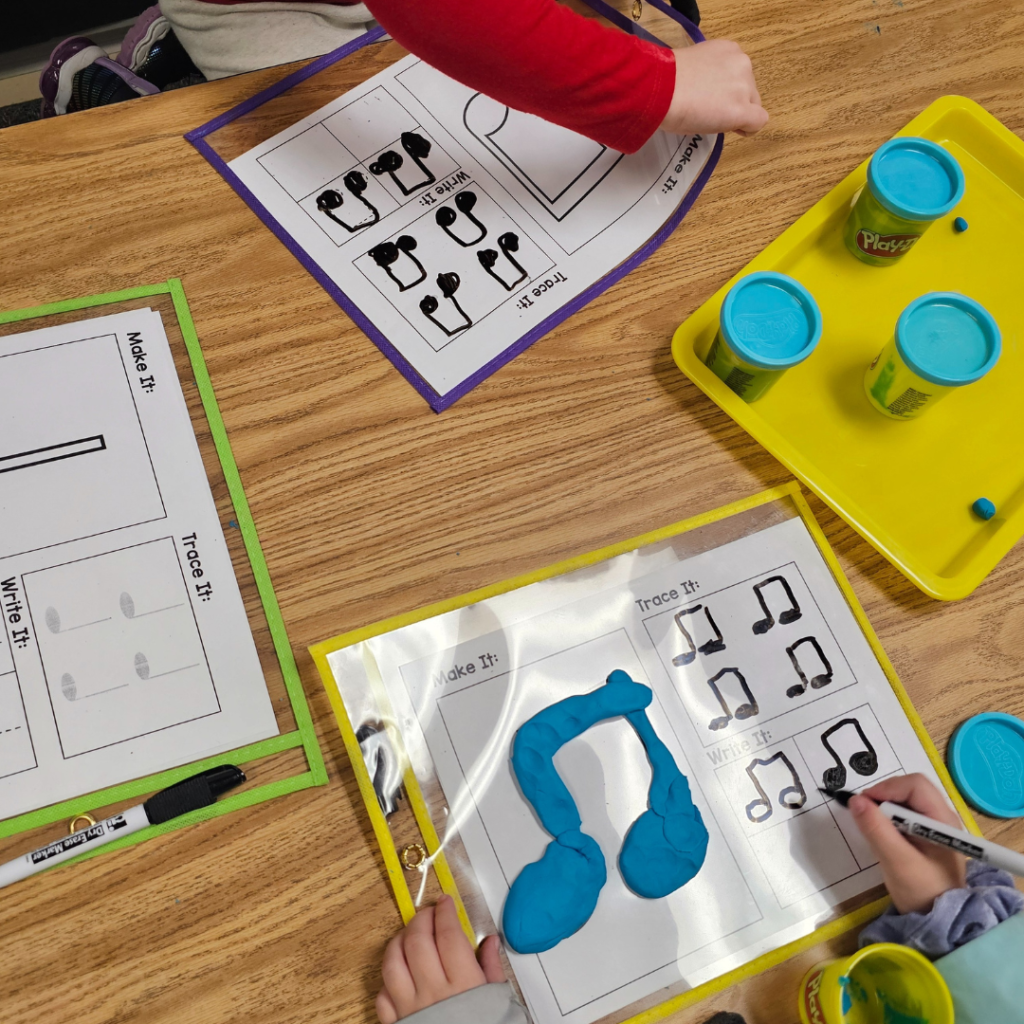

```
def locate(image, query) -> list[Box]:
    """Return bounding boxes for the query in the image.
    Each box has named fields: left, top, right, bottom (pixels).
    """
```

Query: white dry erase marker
left=0, top=765, right=245, bottom=889
left=828, top=788, right=1024, bottom=878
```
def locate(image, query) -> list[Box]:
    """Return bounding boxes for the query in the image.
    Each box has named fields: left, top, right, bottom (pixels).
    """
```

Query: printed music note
left=751, top=575, right=802, bottom=634
left=672, top=604, right=726, bottom=666
left=744, top=752, right=807, bottom=823
left=821, top=718, right=878, bottom=793
left=706, top=667, right=758, bottom=731
left=785, top=636, right=833, bottom=698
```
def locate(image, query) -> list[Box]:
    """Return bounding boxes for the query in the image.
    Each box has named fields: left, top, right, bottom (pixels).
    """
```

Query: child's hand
left=660, top=41, right=768, bottom=137
left=377, top=895, right=505, bottom=1023
left=849, top=774, right=967, bottom=915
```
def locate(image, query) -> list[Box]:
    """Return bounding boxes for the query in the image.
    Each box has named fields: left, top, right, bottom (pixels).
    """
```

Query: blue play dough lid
left=720, top=272, right=823, bottom=370
left=949, top=713, right=1024, bottom=818
left=868, top=138, right=965, bottom=221
left=895, top=292, right=1001, bottom=386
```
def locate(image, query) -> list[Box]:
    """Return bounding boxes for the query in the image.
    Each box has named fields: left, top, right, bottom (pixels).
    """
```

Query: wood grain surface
left=1, top=0, right=1023, bottom=1019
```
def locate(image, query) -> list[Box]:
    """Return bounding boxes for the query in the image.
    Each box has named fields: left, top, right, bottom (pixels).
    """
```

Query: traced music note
left=751, top=575, right=802, bottom=634
left=316, top=170, right=380, bottom=232
left=419, top=272, right=472, bottom=337
left=821, top=718, right=878, bottom=793
left=744, top=752, right=807, bottom=823
left=672, top=604, right=726, bottom=667
left=369, top=235, right=427, bottom=292
left=369, top=132, right=436, bottom=195
left=706, top=667, right=758, bottom=731
left=785, top=636, right=833, bottom=698
left=478, top=232, right=527, bottom=290
left=436, top=191, right=487, bottom=246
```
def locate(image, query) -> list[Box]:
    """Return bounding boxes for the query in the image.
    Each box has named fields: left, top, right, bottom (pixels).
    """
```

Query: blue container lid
left=867, top=138, right=965, bottom=221
left=719, top=272, right=823, bottom=370
left=949, top=713, right=1024, bottom=818
left=895, top=292, right=1001, bottom=387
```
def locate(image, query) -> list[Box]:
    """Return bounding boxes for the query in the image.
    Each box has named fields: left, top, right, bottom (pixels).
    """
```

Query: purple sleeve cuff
left=859, top=860, right=1024, bottom=959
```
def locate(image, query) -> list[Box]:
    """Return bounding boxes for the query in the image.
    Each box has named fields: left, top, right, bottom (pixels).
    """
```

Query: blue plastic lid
left=720, top=272, right=823, bottom=370
left=867, top=138, right=965, bottom=221
left=949, top=713, right=1024, bottom=818
left=895, top=293, right=1001, bottom=386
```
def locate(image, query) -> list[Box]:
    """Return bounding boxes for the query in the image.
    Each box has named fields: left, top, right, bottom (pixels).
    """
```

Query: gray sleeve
left=399, top=983, right=528, bottom=1024
left=859, top=859, right=1024, bottom=958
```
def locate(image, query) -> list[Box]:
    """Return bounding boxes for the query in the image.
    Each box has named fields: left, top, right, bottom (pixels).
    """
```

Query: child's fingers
left=402, top=906, right=447, bottom=990
left=478, top=934, right=506, bottom=984
left=380, top=933, right=415, bottom=1011
left=375, top=988, right=399, bottom=1024
left=433, top=895, right=483, bottom=984
left=849, top=793, right=921, bottom=868
left=863, top=774, right=960, bottom=828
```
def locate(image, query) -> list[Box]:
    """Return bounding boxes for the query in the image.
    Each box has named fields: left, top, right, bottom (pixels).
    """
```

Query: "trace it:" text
left=634, top=579, right=700, bottom=611
left=180, top=532, right=213, bottom=601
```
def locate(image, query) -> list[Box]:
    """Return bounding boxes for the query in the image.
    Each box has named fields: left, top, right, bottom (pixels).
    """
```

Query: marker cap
left=949, top=712, right=1024, bottom=818
left=868, top=138, right=965, bottom=222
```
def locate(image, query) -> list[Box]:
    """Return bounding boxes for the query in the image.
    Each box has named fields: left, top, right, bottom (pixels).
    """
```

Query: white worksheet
left=326, top=517, right=949, bottom=1024
left=0, top=309, right=278, bottom=820
left=228, top=56, right=714, bottom=405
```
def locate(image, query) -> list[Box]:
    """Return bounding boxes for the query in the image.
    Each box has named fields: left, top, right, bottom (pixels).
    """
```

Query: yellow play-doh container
left=798, top=943, right=953, bottom=1024
left=864, top=292, right=1001, bottom=420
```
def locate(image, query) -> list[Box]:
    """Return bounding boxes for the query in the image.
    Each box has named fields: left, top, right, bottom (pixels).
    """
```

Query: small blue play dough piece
left=954, top=216, right=969, bottom=232
left=972, top=497, right=996, bottom=520
left=949, top=712, right=1024, bottom=817
left=503, top=670, right=709, bottom=953
left=619, top=709, right=709, bottom=898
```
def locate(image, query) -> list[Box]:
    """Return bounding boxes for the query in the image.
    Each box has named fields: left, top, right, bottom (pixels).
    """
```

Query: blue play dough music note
left=503, top=670, right=709, bottom=954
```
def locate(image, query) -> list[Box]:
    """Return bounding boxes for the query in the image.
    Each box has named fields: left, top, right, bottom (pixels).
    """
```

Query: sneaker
left=40, top=38, right=160, bottom=118
left=39, top=37, right=108, bottom=117
left=117, top=6, right=199, bottom=89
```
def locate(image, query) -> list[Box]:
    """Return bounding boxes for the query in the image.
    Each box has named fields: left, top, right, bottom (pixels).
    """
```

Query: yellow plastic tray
left=673, top=96, right=1024, bottom=600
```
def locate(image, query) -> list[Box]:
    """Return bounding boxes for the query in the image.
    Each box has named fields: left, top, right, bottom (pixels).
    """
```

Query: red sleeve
left=362, top=0, right=676, bottom=154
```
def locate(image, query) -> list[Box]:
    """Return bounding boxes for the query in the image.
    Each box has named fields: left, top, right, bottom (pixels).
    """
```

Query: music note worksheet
left=0, top=309, right=279, bottom=821
left=225, top=55, right=715, bottom=409
left=325, top=515, right=946, bottom=1024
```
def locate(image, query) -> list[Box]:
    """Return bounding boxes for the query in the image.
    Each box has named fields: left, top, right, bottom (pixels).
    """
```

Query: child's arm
left=850, top=774, right=1024, bottom=957
left=363, top=0, right=766, bottom=153
left=377, top=895, right=520, bottom=1024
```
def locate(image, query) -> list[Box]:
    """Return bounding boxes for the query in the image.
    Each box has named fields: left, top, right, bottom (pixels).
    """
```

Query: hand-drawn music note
left=751, top=575, right=802, bottom=634
left=436, top=191, right=487, bottom=246
left=821, top=718, right=879, bottom=793
left=369, top=132, right=436, bottom=195
left=785, top=636, right=833, bottom=698
left=316, top=170, right=380, bottom=232
left=419, top=272, right=472, bottom=337
left=478, top=232, right=527, bottom=290
left=671, top=604, right=726, bottom=667
left=706, top=667, right=758, bottom=731
left=369, top=235, right=427, bottom=291
left=744, top=752, right=807, bottom=823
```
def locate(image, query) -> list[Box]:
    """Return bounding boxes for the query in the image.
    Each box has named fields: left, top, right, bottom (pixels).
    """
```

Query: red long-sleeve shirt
left=196, top=0, right=676, bottom=152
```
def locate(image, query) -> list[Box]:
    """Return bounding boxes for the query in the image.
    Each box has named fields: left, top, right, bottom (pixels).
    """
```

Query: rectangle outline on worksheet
left=185, top=0, right=724, bottom=412
left=0, top=279, right=328, bottom=867
left=310, top=480, right=982, bottom=1024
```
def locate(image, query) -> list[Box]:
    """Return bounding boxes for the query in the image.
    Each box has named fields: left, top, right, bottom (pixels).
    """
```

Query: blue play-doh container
left=705, top=272, right=823, bottom=401
left=864, top=292, right=1001, bottom=419
left=949, top=712, right=1024, bottom=818
left=844, top=138, right=965, bottom=265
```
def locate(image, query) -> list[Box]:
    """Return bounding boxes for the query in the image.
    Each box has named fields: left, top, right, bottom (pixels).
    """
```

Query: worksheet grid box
left=0, top=335, right=166, bottom=559
left=642, top=563, right=857, bottom=748
left=0, top=667, right=36, bottom=781
left=257, top=86, right=461, bottom=248
left=421, top=629, right=762, bottom=1017
left=24, top=537, right=220, bottom=759
left=354, top=181, right=555, bottom=352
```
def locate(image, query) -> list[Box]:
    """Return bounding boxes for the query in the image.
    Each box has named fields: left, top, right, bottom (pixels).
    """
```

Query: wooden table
left=1, top=0, right=1022, bottom=1019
